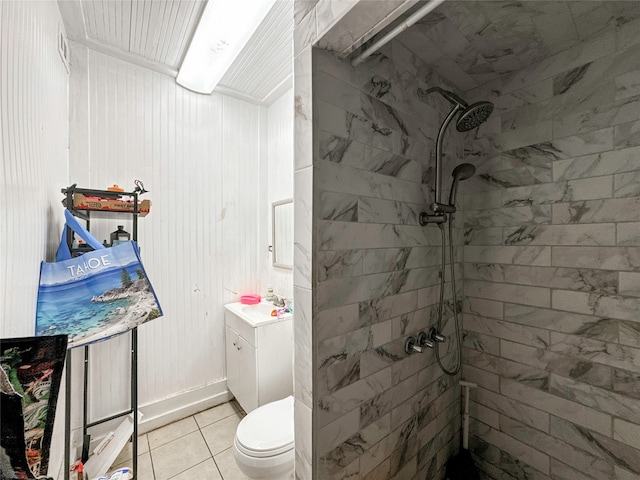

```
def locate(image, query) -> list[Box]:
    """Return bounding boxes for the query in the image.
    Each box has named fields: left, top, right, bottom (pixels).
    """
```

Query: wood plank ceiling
left=58, top=0, right=293, bottom=104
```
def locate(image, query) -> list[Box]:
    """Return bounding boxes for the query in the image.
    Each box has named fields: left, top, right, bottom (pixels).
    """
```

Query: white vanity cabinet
left=224, top=302, right=293, bottom=413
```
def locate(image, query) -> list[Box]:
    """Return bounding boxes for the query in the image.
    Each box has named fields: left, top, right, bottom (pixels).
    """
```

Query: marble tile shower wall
left=313, top=41, right=469, bottom=480
left=460, top=19, right=640, bottom=480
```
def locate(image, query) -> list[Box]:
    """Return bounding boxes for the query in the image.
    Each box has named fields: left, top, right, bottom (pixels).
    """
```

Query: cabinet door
left=225, top=326, right=240, bottom=398
left=225, top=325, right=258, bottom=412
left=256, top=320, right=293, bottom=405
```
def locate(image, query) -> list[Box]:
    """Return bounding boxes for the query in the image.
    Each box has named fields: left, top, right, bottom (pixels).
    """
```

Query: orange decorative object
left=107, top=184, right=124, bottom=192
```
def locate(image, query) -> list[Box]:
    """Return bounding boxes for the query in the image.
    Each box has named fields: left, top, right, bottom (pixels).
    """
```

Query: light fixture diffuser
left=177, top=0, right=277, bottom=94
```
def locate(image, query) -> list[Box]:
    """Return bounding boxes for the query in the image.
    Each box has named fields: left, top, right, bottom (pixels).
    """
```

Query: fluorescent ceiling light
left=177, top=0, right=276, bottom=94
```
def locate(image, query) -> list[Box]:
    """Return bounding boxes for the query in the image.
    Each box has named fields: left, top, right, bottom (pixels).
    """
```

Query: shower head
left=448, top=163, right=476, bottom=206
left=426, top=87, right=493, bottom=213
left=452, top=162, right=476, bottom=181
left=426, top=87, right=494, bottom=132
left=456, top=101, right=494, bottom=132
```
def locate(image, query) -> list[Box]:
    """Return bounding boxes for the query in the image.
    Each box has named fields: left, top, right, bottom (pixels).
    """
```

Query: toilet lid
left=236, top=396, right=294, bottom=457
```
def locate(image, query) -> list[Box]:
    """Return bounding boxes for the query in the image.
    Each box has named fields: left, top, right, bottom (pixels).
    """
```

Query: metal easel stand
left=64, top=331, right=138, bottom=480
left=62, top=185, right=141, bottom=480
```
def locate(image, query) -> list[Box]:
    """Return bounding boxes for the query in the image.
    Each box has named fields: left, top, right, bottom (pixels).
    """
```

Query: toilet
left=233, top=395, right=295, bottom=479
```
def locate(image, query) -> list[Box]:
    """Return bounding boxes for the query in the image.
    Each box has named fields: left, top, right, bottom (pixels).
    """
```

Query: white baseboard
left=138, top=379, right=233, bottom=434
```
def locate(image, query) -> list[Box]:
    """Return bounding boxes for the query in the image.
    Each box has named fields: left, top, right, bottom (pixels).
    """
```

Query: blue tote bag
left=35, top=210, right=162, bottom=348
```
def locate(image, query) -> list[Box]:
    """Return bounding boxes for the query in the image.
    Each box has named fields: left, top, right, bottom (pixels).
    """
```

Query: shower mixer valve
left=405, top=332, right=435, bottom=354
left=404, top=336, right=423, bottom=354
left=429, top=327, right=446, bottom=343
left=417, top=331, right=434, bottom=349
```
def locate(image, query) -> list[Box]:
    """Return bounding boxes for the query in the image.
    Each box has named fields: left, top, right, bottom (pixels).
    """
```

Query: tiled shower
left=462, top=8, right=640, bottom=479
left=312, top=44, right=466, bottom=478
left=295, top=1, right=640, bottom=479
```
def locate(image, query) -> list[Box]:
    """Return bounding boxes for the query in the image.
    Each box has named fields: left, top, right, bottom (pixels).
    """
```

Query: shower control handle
left=417, top=331, right=434, bottom=349
left=429, top=327, right=446, bottom=343
left=404, top=336, right=423, bottom=354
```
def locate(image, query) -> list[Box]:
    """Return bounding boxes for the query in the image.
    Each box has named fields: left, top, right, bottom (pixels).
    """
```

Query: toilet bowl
left=233, top=395, right=295, bottom=479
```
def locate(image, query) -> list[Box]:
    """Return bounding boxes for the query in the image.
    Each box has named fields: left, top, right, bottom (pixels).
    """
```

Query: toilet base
left=233, top=437, right=295, bottom=479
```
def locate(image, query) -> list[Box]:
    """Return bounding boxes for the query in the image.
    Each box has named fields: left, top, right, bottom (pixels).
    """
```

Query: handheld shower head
left=452, top=162, right=476, bottom=181
left=456, top=102, right=494, bottom=132
left=449, top=163, right=476, bottom=206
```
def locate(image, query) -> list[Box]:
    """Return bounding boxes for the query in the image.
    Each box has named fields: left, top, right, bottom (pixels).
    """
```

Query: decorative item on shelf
left=107, top=184, right=124, bottom=192
left=72, top=237, right=93, bottom=257
left=110, top=226, right=130, bottom=246
left=133, top=179, right=148, bottom=195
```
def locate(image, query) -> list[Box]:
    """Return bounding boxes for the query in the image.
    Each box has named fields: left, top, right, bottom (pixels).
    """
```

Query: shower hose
left=435, top=218, right=462, bottom=376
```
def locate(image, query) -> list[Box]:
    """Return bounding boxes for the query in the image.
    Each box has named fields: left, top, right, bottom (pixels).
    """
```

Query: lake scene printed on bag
left=36, top=243, right=162, bottom=348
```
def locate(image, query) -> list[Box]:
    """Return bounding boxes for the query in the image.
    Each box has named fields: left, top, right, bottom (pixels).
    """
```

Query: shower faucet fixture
left=418, top=88, right=494, bottom=376
left=426, top=87, right=494, bottom=133
left=404, top=336, right=423, bottom=354
left=405, top=332, right=434, bottom=354
left=428, top=327, right=446, bottom=343
left=423, top=87, right=494, bottom=219
left=417, top=331, right=434, bottom=349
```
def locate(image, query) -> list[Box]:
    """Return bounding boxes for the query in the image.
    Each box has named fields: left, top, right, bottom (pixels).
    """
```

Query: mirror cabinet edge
left=272, top=198, right=293, bottom=270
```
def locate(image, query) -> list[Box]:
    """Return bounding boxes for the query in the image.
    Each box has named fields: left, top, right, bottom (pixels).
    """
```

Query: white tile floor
left=109, top=400, right=250, bottom=480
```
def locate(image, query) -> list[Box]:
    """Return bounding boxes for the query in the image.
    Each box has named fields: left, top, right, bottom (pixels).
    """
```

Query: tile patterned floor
left=109, top=401, right=250, bottom=480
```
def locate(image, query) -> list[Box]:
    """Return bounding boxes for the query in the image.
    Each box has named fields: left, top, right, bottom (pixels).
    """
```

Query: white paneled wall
left=69, top=46, right=265, bottom=421
left=266, top=90, right=294, bottom=299
left=0, top=2, right=70, bottom=477
left=1, top=4, right=292, bottom=473
left=0, top=1, right=69, bottom=338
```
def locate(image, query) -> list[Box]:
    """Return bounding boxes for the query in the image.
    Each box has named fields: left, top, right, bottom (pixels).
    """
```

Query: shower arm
left=432, top=105, right=463, bottom=214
